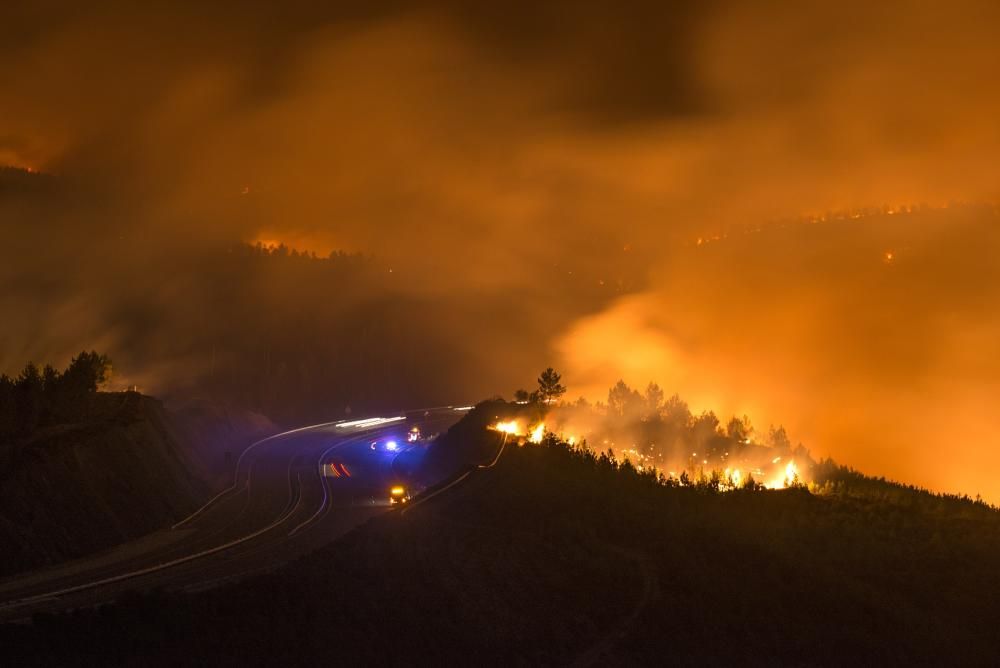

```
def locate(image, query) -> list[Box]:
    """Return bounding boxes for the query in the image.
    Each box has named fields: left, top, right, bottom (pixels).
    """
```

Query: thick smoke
left=3, top=1, right=1000, bottom=497
left=556, top=206, right=1000, bottom=500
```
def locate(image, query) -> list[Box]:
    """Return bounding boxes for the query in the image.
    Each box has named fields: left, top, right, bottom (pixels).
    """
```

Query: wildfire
left=528, top=423, right=545, bottom=444
left=489, top=420, right=546, bottom=444
left=487, top=415, right=811, bottom=492
left=765, top=460, right=800, bottom=489
left=492, top=420, right=520, bottom=435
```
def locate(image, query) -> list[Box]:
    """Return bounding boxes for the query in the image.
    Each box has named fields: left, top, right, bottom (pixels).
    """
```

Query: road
left=0, top=407, right=468, bottom=622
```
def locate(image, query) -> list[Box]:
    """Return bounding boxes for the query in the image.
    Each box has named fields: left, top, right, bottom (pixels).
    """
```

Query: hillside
left=0, top=393, right=205, bottom=577
left=167, top=397, right=278, bottom=492
left=4, top=407, right=999, bottom=666
left=0, top=392, right=276, bottom=578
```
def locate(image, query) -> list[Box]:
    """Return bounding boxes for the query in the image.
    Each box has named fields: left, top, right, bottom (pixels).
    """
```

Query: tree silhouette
left=42, top=364, right=61, bottom=392
left=662, top=394, right=691, bottom=427
left=644, top=382, right=665, bottom=417
left=14, top=363, right=44, bottom=434
left=768, top=425, right=791, bottom=450
left=726, top=415, right=753, bottom=443
left=0, top=374, right=16, bottom=436
left=537, top=368, right=566, bottom=404
left=63, top=351, right=111, bottom=393
left=0, top=353, right=112, bottom=435
left=691, top=411, right=720, bottom=446
left=607, top=380, right=641, bottom=418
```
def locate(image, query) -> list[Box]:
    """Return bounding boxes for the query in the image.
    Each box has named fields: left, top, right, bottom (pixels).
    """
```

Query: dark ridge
left=4, top=413, right=998, bottom=665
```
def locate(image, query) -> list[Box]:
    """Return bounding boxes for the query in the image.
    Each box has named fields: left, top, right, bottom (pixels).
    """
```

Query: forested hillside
left=5, top=410, right=998, bottom=666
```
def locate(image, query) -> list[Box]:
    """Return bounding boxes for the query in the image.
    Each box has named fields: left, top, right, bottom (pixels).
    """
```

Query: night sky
left=3, top=1, right=1000, bottom=499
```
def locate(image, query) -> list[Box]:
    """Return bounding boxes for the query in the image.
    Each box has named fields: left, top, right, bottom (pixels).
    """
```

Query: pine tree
left=536, top=368, right=566, bottom=404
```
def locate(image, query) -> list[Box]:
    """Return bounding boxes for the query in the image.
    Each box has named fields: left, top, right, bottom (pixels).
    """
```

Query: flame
left=492, top=420, right=520, bottom=435
left=516, top=413, right=811, bottom=492
left=721, top=467, right=744, bottom=490
left=765, top=460, right=799, bottom=489
left=528, top=423, right=545, bottom=444
left=247, top=233, right=335, bottom=256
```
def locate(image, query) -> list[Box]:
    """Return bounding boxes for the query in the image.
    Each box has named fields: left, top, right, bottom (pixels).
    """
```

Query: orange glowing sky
left=3, top=0, right=1000, bottom=500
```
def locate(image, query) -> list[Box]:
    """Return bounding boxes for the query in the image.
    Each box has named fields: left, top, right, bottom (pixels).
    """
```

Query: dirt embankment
left=165, top=397, right=278, bottom=492
left=0, top=393, right=277, bottom=578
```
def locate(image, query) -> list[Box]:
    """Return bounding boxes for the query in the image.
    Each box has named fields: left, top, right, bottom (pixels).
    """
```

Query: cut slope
left=0, top=392, right=278, bottom=576
left=0, top=393, right=252, bottom=578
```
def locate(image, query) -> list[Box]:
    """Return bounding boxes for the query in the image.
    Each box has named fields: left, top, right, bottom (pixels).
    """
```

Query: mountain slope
left=0, top=392, right=276, bottom=578
left=4, top=414, right=998, bottom=665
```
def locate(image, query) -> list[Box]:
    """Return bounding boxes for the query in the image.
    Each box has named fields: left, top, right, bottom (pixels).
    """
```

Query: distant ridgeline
left=0, top=351, right=111, bottom=440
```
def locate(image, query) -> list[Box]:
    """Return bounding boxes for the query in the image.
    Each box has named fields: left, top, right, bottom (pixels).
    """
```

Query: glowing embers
left=489, top=420, right=547, bottom=444
left=766, top=460, right=801, bottom=489
left=528, top=423, right=545, bottom=444
left=491, top=420, right=521, bottom=435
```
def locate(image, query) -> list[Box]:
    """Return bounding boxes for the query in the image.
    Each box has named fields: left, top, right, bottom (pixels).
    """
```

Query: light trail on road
left=0, top=408, right=466, bottom=621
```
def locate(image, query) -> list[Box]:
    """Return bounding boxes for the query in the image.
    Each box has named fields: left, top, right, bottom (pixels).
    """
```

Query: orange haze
left=3, top=1, right=1000, bottom=499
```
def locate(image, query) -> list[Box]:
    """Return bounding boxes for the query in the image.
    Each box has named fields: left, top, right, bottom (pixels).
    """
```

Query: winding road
left=0, top=407, right=467, bottom=622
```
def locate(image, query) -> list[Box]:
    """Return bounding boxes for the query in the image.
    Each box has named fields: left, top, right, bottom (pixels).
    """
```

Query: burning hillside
left=492, top=379, right=815, bottom=491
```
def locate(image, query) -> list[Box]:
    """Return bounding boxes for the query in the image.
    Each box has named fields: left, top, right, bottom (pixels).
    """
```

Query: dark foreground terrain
left=3, top=411, right=999, bottom=666
left=0, top=391, right=275, bottom=579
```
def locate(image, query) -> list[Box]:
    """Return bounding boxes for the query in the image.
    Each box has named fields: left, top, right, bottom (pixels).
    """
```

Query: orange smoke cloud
left=4, top=1, right=1000, bottom=498
left=557, top=206, right=1000, bottom=502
